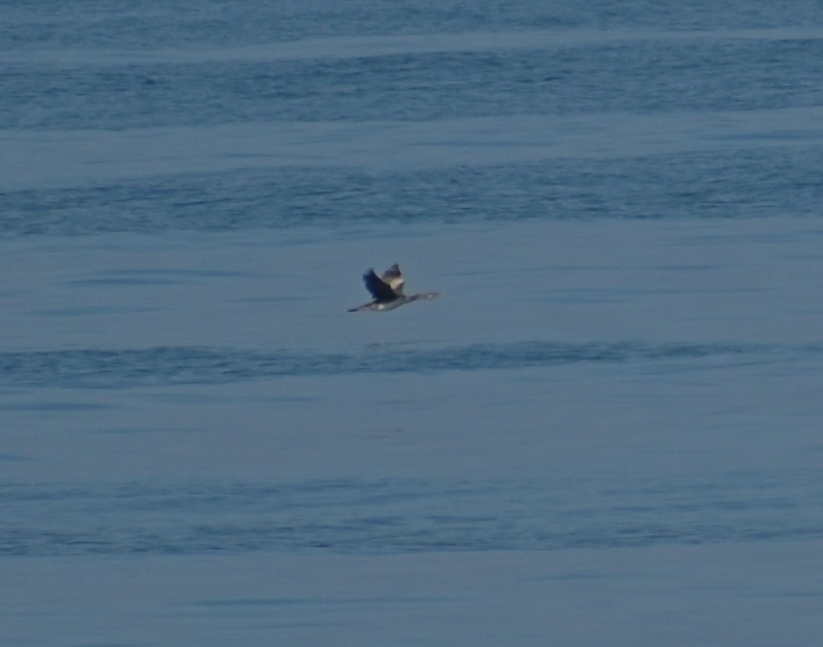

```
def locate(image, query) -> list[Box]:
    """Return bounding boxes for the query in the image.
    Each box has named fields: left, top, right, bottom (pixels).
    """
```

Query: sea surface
left=2, top=1, right=823, bottom=645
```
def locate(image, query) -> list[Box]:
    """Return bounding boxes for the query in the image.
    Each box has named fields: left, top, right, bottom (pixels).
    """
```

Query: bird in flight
left=348, top=264, right=441, bottom=312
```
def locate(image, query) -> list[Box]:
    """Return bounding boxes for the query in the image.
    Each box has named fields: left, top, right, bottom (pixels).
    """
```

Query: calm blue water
left=2, top=2, right=823, bottom=644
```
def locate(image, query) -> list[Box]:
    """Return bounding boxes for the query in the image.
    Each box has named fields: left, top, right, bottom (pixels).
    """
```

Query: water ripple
left=3, top=148, right=822, bottom=233
left=1, top=473, right=820, bottom=556
left=0, top=341, right=812, bottom=389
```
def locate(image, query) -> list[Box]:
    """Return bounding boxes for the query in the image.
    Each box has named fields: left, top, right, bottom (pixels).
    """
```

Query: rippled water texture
left=2, top=1, right=823, bottom=645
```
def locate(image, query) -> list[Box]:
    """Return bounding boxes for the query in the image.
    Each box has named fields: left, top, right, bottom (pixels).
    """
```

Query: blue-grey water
left=2, top=2, right=823, bottom=645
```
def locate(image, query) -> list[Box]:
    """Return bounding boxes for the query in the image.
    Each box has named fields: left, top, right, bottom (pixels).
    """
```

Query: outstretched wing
left=381, top=263, right=405, bottom=295
left=363, top=269, right=398, bottom=301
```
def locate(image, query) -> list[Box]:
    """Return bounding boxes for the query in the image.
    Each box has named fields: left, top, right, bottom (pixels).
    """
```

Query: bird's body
left=348, top=264, right=440, bottom=312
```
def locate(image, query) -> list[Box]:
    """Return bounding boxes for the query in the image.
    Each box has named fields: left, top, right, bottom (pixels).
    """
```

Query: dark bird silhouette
left=348, top=264, right=441, bottom=312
